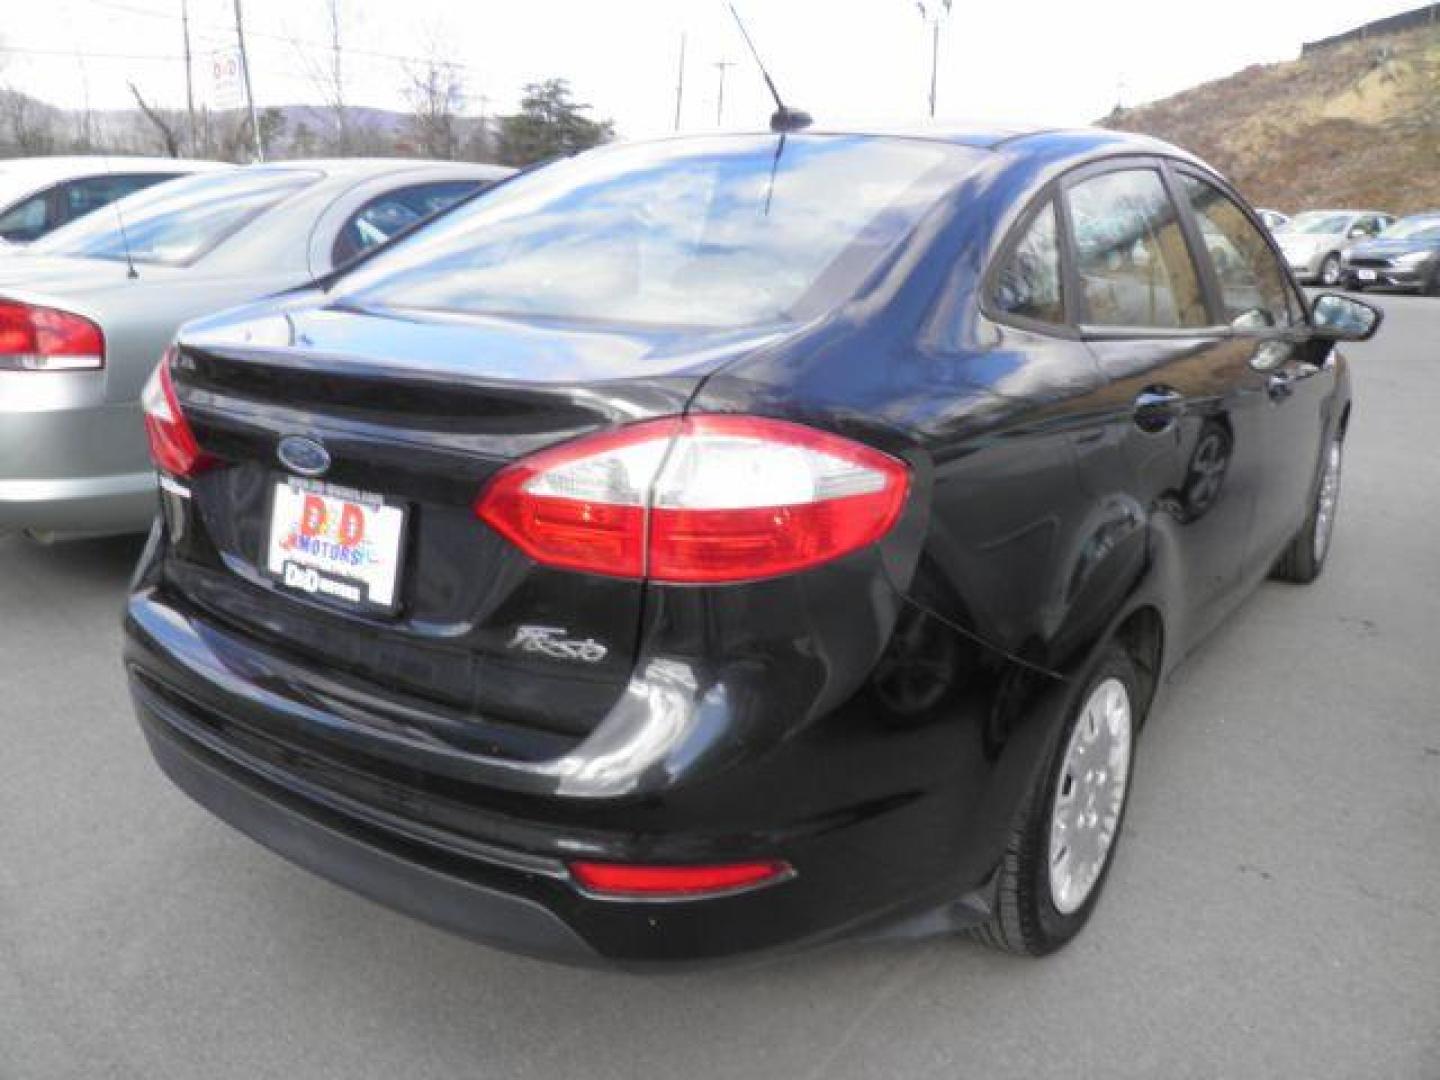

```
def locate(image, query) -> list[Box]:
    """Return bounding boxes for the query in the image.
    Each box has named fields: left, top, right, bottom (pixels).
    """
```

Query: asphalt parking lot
left=2, top=294, right=1437, bottom=1080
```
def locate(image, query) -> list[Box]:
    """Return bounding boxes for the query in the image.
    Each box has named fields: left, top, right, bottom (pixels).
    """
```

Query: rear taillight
left=141, top=351, right=209, bottom=478
left=0, top=299, right=104, bottom=371
left=570, top=859, right=793, bottom=899
left=475, top=415, right=909, bottom=583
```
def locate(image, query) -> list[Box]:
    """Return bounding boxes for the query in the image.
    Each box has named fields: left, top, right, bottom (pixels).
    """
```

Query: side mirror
left=1311, top=293, right=1382, bottom=341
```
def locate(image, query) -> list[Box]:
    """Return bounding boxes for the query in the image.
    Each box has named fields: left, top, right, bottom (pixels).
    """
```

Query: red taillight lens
left=475, top=416, right=909, bottom=584
left=570, top=859, right=793, bottom=898
left=141, top=351, right=209, bottom=478
left=0, top=299, right=104, bottom=371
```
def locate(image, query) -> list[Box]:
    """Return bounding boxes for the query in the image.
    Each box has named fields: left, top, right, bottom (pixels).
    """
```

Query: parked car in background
left=1256, top=208, right=1289, bottom=232
left=0, top=158, right=510, bottom=541
left=1342, top=212, right=1440, bottom=295
left=124, top=127, right=1376, bottom=966
left=1275, top=209, right=1394, bottom=285
left=0, top=156, right=228, bottom=247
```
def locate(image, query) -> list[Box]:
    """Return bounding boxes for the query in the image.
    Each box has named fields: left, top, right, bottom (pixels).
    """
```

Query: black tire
left=1319, top=253, right=1342, bottom=287
left=1272, top=430, right=1344, bottom=584
left=1425, top=268, right=1440, bottom=298
left=970, top=647, right=1141, bottom=956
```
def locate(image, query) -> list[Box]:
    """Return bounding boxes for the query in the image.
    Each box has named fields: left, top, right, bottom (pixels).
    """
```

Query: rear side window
left=1066, top=168, right=1207, bottom=329
left=62, top=173, right=174, bottom=221
left=1352, top=215, right=1385, bottom=239
left=992, top=200, right=1064, bottom=325
left=0, top=189, right=56, bottom=241
left=332, top=180, right=481, bottom=266
left=1178, top=173, right=1296, bottom=329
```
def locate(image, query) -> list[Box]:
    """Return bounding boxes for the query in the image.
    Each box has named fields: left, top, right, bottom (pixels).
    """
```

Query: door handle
left=1133, top=386, right=1185, bottom=433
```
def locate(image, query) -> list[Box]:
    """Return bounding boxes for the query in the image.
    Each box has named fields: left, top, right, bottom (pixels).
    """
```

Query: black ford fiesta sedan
left=125, top=126, right=1379, bottom=965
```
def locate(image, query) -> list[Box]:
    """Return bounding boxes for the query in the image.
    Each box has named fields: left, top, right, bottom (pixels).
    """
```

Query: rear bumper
left=124, top=579, right=1027, bottom=965
left=0, top=473, right=155, bottom=535
left=0, top=372, right=155, bottom=535
left=136, top=682, right=599, bottom=963
left=1343, top=265, right=1432, bottom=291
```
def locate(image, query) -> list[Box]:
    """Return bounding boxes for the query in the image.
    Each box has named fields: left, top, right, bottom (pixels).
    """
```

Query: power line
left=0, top=44, right=187, bottom=62
left=70, top=0, right=497, bottom=76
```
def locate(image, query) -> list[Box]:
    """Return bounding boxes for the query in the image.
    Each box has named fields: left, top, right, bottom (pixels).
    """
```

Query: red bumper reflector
left=570, top=859, right=793, bottom=898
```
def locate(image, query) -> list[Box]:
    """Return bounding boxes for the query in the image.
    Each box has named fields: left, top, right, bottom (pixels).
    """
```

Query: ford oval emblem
left=277, top=435, right=331, bottom=478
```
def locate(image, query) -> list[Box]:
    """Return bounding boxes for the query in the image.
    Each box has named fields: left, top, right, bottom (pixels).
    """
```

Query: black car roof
left=648, top=123, right=1208, bottom=172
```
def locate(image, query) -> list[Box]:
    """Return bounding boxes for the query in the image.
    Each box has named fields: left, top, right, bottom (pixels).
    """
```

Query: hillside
left=1105, top=20, right=1440, bottom=215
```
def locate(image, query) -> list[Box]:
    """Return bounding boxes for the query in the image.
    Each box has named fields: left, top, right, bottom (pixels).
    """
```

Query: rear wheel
left=971, top=648, right=1139, bottom=956
left=1319, top=253, right=1342, bottom=287
left=1272, top=431, right=1344, bottom=583
left=1425, top=266, right=1440, bottom=298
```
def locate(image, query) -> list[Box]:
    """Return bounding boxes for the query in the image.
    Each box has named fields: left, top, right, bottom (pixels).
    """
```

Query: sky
left=0, top=0, right=1427, bottom=139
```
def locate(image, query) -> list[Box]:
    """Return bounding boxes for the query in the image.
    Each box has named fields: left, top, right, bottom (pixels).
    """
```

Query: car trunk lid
left=163, top=300, right=791, bottom=738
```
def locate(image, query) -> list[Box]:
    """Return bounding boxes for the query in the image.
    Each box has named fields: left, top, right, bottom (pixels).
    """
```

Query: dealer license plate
left=265, top=477, right=407, bottom=613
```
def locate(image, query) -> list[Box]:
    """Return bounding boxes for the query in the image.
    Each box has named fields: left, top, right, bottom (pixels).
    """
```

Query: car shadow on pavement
left=1, top=531, right=147, bottom=592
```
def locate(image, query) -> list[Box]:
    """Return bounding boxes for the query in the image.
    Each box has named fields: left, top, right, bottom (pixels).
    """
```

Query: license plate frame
left=263, top=476, right=409, bottom=616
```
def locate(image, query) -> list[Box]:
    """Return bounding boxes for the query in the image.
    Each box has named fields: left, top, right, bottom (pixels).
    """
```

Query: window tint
left=0, top=190, right=55, bottom=242
left=1179, top=173, right=1295, bottom=329
left=1066, top=169, right=1207, bottom=329
left=993, top=200, right=1064, bottom=325
left=334, top=135, right=976, bottom=330
left=29, top=168, right=319, bottom=267
left=332, top=180, right=481, bottom=266
left=62, top=173, right=173, bottom=221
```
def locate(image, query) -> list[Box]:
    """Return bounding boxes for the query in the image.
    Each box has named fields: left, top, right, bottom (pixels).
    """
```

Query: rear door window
left=1178, top=173, right=1297, bottom=329
left=1065, top=168, right=1208, bottom=330
left=992, top=199, right=1065, bottom=326
left=332, top=180, right=481, bottom=266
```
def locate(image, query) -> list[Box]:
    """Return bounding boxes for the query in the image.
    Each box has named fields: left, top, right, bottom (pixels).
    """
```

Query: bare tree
left=128, top=83, right=182, bottom=157
left=403, top=52, right=466, bottom=160
left=0, top=88, right=59, bottom=155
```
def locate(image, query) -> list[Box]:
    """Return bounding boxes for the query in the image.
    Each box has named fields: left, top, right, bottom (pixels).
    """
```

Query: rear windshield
left=332, top=135, right=976, bottom=329
left=29, top=168, right=320, bottom=267
left=1381, top=216, right=1440, bottom=241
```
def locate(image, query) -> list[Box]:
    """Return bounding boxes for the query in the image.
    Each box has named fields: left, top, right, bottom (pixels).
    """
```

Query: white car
left=1274, top=209, right=1394, bottom=285
left=0, top=156, right=229, bottom=248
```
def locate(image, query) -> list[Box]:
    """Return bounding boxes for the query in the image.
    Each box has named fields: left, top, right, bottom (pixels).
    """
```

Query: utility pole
left=327, top=0, right=345, bottom=152
left=713, top=60, right=734, bottom=126
left=181, top=0, right=197, bottom=156
left=233, top=0, right=265, bottom=161
left=673, top=31, right=687, bottom=130
left=476, top=92, right=492, bottom=160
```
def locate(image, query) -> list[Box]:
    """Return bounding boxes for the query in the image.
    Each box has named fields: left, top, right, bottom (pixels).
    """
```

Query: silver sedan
left=0, top=158, right=510, bottom=541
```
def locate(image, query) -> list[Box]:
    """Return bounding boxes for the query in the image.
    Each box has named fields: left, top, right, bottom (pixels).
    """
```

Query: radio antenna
left=111, top=186, right=140, bottom=280
left=727, top=3, right=812, bottom=133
